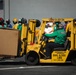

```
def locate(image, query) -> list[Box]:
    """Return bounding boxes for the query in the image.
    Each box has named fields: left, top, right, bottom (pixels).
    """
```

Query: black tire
left=71, top=58, right=76, bottom=65
left=25, top=51, right=39, bottom=65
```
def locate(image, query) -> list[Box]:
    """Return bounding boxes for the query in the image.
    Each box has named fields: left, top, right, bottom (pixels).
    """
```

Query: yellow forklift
left=25, top=18, right=76, bottom=65
left=0, top=19, right=40, bottom=61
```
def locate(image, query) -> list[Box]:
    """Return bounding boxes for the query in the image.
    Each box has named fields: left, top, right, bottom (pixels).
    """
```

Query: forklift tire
left=71, top=58, right=76, bottom=65
left=25, top=51, right=39, bottom=65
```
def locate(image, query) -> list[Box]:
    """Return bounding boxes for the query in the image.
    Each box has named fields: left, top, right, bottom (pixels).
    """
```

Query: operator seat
left=53, top=39, right=70, bottom=50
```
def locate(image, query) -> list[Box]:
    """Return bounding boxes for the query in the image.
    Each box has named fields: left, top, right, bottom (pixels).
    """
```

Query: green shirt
left=17, top=24, right=22, bottom=36
left=44, top=28, right=66, bottom=44
left=17, top=24, right=22, bottom=31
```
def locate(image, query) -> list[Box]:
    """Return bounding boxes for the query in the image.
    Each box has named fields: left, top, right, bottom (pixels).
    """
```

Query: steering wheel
left=40, top=34, right=49, bottom=43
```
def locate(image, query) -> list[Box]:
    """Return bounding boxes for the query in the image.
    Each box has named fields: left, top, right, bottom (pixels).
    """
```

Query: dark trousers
left=45, top=42, right=64, bottom=57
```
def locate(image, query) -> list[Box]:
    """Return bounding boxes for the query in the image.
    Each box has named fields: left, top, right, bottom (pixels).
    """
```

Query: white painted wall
left=4, top=0, right=76, bottom=21
left=4, top=0, right=10, bottom=20
left=0, top=10, right=3, bottom=18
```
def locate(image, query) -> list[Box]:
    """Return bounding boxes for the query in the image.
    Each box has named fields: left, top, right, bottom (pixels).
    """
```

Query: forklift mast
left=20, top=19, right=40, bottom=56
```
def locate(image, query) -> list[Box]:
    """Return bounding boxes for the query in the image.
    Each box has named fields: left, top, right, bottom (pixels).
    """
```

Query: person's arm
left=44, top=31, right=57, bottom=38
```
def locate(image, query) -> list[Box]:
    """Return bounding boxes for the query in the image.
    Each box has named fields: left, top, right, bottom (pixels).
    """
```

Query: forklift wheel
left=25, top=51, right=39, bottom=65
left=71, top=58, right=76, bottom=65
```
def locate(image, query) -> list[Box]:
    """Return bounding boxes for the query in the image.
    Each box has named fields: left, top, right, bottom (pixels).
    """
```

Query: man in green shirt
left=44, top=23, right=66, bottom=58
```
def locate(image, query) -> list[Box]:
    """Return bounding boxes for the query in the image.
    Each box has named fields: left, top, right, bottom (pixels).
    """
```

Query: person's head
left=21, top=18, right=27, bottom=24
left=21, top=18, right=25, bottom=24
left=13, top=18, right=18, bottom=24
left=24, top=18, right=27, bottom=24
left=55, top=21, right=61, bottom=27
left=65, top=21, right=68, bottom=24
left=45, top=22, right=53, bottom=28
left=18, top=19, right=21, bottom=24
left=6, top=19, right=10, bottom=24
left=47, top=22, right=53, bottom=27
left=74, top=18, right=76, bottom=25
left=61, top=21, right=65, bottom=26
left=58, top=23, right=63, bottom=29
left=0, top=17, right=4, bottom=24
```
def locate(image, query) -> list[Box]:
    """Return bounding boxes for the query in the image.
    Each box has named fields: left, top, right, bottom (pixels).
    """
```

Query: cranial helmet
left=18, top=19, right=21, bottom=23
left=13, top=18, right=18, bottom=22
left=0, top=17, right=3, bottom=21
left=55, top=21, right=61, bottom=27
left=0, top=17, right=4, bottom=24
left=21, top=18, right=25, bottom=24
left=46, top=22, right=53, bottom=27
left=74, top=18, right=76, bottom=25
left=6, top=19, right=10, bottom=24
left=21, top=18, right=27, bottom=24
left=13, top=18, right=18, bottom=24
